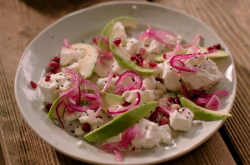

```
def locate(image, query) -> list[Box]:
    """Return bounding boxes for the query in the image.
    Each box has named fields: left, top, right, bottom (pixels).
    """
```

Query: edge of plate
left=14, top=1, right=237, bottom=165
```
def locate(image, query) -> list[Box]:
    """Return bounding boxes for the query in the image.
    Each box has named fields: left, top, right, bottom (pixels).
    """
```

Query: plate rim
left=14, top=1, right=237, bottom=164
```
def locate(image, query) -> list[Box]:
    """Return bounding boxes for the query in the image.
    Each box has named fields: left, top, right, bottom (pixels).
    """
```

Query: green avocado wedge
left=71, top=43, right=99, bottom=79
left=110, top=28, right=155, bottom=76
left=179, top=96, right=232, bottom=121
left=98, top=16, right=138, bottom=51
left=101, top=92, right=125, bottom=113
left=84, top=101, right=157, bottom=143
left=155, top=47, right=229, bottom=63
left=48, top=97, right=66, bottom=119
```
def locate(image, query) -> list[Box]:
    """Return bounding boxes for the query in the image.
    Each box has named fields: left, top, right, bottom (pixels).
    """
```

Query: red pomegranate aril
left=49, top=61, right=59, bottom=68
left=148, top=61, right=157, bottom=68
left=130, top=55, right=137, bottom=61
left=159, top=116, right=168, bottom=126
left=113, top=74, right=117, bottom=78
left=168, top=97, right=174, bottom=104
left=93, top=37, right=99, bottom=44
left=52, top=56, right=60, bottom=63
left=149, top=111, right=158, bottom=121
left=121, top=101, right=132, bottom=107
left=45, top=75, right=51, bottom=82
left=113, top=38, right=122, bottom=46
left=51, top=66, right=60, bottom=74
left=139, top=48, right=146, bottom=56
left=174, top=96, right=180, bottom=104
left=163, top=53, right=167, bottom=59
left=213, top=44, right=221, bottom=50
left=82, top=123, right=91, bottom=132
left=207, top=46, right=214, bottom=51
left=136, top=57, right=143, bottom=66
left=30, top=81, right=37, bottom=89
left=45, top=103, right=52, bottom=112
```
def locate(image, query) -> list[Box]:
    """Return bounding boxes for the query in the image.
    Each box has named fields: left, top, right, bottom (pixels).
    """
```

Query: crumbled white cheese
left=147, top=40, right=165, bottom=54
left=75, top=125, right=84, bottom=136
left=64, top=111, right=78, bottom=122
left=124, top=38, right=140, bottom=55
left=122, top=89, right=155, bottom=105
left=96, top=77, right=119, bottom=93
left=181, top=55, right=223, bottom=90
left=78, top=110, right=103, bottom=125
left=159, top=124, right=172, bottom=144
left=142, top=75, right=156, bottom=90
left=170, top=107, right=194, bottom=132
left=60, top=47, right=86, bottom=66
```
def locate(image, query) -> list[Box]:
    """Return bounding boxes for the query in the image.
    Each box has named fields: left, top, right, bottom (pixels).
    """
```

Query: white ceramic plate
left=14, top=1, right=236, bottom=164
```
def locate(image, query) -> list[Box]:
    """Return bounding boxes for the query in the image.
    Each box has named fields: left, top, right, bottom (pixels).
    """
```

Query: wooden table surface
left=0, top=0, right=249, bottom=164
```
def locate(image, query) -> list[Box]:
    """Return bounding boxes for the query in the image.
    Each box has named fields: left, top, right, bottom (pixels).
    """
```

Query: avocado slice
left=110, top=28, right=155, bottom=76
left=71, top=43, right=98, bottom=79
left=155, top=47, right=229, bottom=63
left=84, top=101, right=157, bottom=142
left=98, top=16, right=138, bottom=51
left=101, top=92, right=125, bottom=113
left=48, top=97, right=66, bottom=119
left=179, top=96, right=232, bottom=121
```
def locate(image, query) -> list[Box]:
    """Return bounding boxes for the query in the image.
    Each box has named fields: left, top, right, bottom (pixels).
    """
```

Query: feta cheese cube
left=78, top=110, right=103, bottom=125
left=113, top=21, right=125, bottom=30
left=63, top=111, right=78, bottom=122
left=96, top=77, right=119, bottom=93
left=142, top=75, right=156, bottom=90
left=94, top=58, right=114, bottom=78
left=147, top=40, right=165, bottom=54
left=131, top=118, right=161, bottom=149
left=67, top=62, right=79, bottom=73
left=60, top=47, right=85, bottom=66
left=154, top=81, right=166, bottom=100
left=75, top=125, right=84, bottom=136
left=122, top=89, right=155, bottom=105
left=38, top=77, right=58, bottom=103
left=181, top=55, right=223, bottom=90
left=159, top=124, right=172, bottom=144
left=169, top=107, right=194, bottom=132
left=111, top=60, right=126, bottom=76
left=142, top=37, right=153, bottom=46
left=124, top=38, right=140, bottom=55
left=154, top=63, right=164, bottom=78
left=161, top=61, right=181, bottom=91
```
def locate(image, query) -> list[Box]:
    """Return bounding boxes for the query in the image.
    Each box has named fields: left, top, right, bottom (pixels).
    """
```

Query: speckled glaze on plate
left=14, top=1, right=236, bottom=164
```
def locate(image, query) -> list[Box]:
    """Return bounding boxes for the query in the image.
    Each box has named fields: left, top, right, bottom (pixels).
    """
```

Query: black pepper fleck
left=179, top=79, right=182, bottom=82
left=105, top=81, right=107, bottom=83
left=75, top=135, right=77, bottom=137
left=194, top=65, right=197, bottom=67
left=206, top=58, right=209, bottom=60
left=60, top=74, right=62, bottom=75
left=131, top=41, right=133, bottom=43
left=61, top=85, right=64, bottom=87
left=70, top=123, right=72, bottom=126
left=77, top=126, right=79, bottom=128
left=56, top=80, right=58, bottom=82
left=108, top=116, right=111, bottom=118
left=170, top=68, right=173, bottom=70
left=71, top=130, right=75, bottom=133
left=112, top=65, right=114, bottom=68
left=195, top=56, right=197, bottom=58
left=68, top=79, right=70, bottom=81
left=56, top=88, right=58, bottom=90
left=97, top=126, right=99, bottom=128
left=199, top=66, right=201, bottom=68
left=64, top=75, right=66, bottom=77
left=155, top=121, right=158, bottom=123
left=188, top=112, right=190, bottom=114
left=187, top=117, right=189, bottom=119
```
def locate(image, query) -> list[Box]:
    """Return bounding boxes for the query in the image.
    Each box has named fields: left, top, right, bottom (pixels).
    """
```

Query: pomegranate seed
left=148, top=61, right=157, bottom=68
left=122, top=101, right=132, bottom=107
left=130, top=55, right=137, bottom=61
left=168, top=97, right=174, bottom=104
left=159, top=116, right=168, bottom=126
left=207, top=46, right=214, bottom=51
left=30, top=81, right=37, bottom=89
left=174, top=96, right=179, bottom=104
left=52, top=56, right=60, bottom=63
left=45, top=75, right=51, bottom=82
left=93, top=37, right=99, bottom=44
left=149, top=111, right=158, bottom=121
left=163, top=53, right=167, bottom=59
left=51, top=66, right=60, bottom=73
left=113, top=74, right=117, bottom=78
left=113, top=38, right=121, bottom=46
left=45, top=103, right=52, bottom=112
left=139, top=48, right=146, bottom=56
left=82, top=123, right=91, bottom=132
left=156, top=106, right=170, bottom=117
left=213, top=44, right=221, bottom=50
left=49, top=61, right=59, bottom=68
left=136, top=57, right=143, bottom=66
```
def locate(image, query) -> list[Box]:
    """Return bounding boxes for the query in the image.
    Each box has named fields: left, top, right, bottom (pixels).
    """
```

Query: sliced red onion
left=213, top=90, right=229, bottom=96
left=81, top=78, right=102, bottom=117
left=138, top=31, right=150, bottom=41
left=81, top=93, right=98, bottom=101
left=170, top=49, right=217, bottom=72
left=182, top=34, right=201, bottom=48
left=56, top=100, right=67, bottom=129
left=100, top=35, right=109, bottom=45
left=205, top=95, right=220, bottom=110
left=191, top=45, right=201, bottom=53
left=114, top=71, right=142, bottom=94
left=63, top=39, right=71, bottom=48
left=96, top=58, right=113, bottom=94
left=147, top=25, right=177, bottom=47
left=60, top=68, right=80, bottom=97
left=194, top=97, right=211, bottom=106
left=95, top=45, right=113, bottom=59
left=157, top=106, right=172, bottom=117
left=181, top=85, right=193, bottom=101
left=75, top=85, right=81, bottom=106
left=108, top=92, right=141, bottom=114
left=102, top=144, right=122, bottom=162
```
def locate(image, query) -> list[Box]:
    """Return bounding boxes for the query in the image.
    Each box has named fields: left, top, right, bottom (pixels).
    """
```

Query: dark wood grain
left=0, top=0, right=246, bottom=164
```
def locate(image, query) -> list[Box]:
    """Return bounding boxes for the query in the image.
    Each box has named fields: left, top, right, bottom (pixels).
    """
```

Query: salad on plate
left=31, top=16, right=232, bottom=162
